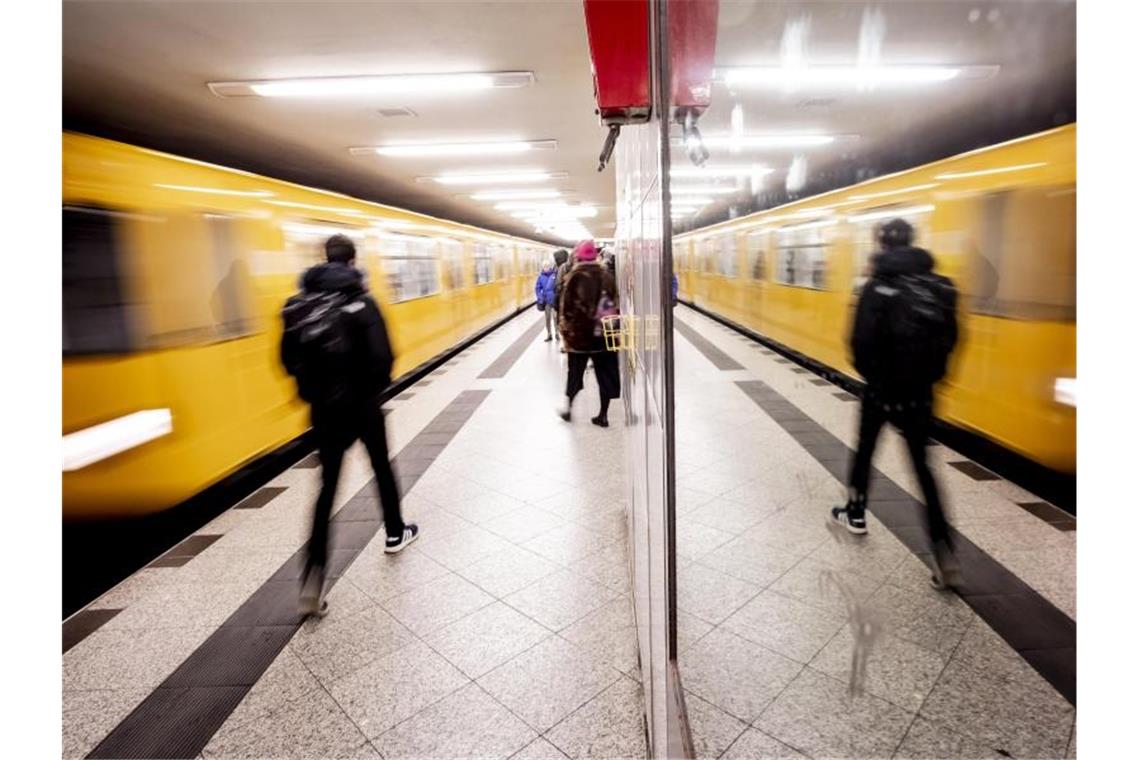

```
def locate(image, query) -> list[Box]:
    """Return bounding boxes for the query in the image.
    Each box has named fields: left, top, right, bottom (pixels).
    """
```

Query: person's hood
left=872, top=246, right=934, bottom=279
left=541, top=264, right=555, bottom=274
left=301, top=262, right=365, bottom=294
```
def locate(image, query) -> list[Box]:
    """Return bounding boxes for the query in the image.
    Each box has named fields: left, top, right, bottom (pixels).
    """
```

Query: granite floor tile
left=328, top=640, right=469, bottom=740
left=424, top=601, right=552, bottom=679
left=755, top=667, right=913, bottom=760
left=696, top=536, right=808, bottom=588
left=101, top=581, right=257, bottom=630
left=545, top=678, right=646, bottom=759
left=679, top=628, right=803, bottom=722
left=85, top=568, right=173, bottom=610
left=290, top=604, right=416, bottom=686
left=677, top=563, right=763, bottom=625
left=558, top=597, right=639, bottom=676
left=521, top=524, right=619, bottom=567
left=768, top=558, right=882, bottom=617
left=685, top=692, right=747, bottom=760
left=448, top=489, right=530, bottom=525
left=894, top=716, right=1005, bottom=759
left=868, top=582, right=975, bottom=658
left=721, top=589, right=848, bottom=664
left=219, top=647, right=322, bottom=731
left=483, top=506, right=567, bottom=544
left=510, top=737, right=571, bottom=760
left=720, top=728, right=807, bottom=759
left=381, top=572, right=496, bottom=636
left=810, top=627, right=948, bottom=712
left=63, top=626, right=214, bottom=692
left=415, top=525, right=514, bottom=571
left=342, top=544, right=452, bottom=603
left=203, top=684, right=376, bottom=759
left=477, top=636, right=621, bottom=732
left=372, top=682, right=536, bottom=760
left=504, top=570, right=617, bottom=631
left=677, top=518, right=737, bottom=560
left=568, top=552, right=632, bottom=595
left=686, top=498, right=777, bottom=536
left=457, top=544, right=562, bottom=598
left=62, top=688, right=149, bottom=759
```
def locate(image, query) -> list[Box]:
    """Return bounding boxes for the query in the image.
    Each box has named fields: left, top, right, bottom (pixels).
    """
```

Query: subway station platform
left=62, top=309, right=1075, bottom=760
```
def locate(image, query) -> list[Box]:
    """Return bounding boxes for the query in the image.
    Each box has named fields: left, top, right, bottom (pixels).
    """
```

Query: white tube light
left=934, top=162, right=1047, bottom=180
left=669, top=196, right=715, bottom=205
left=267, top=200, right=365, bottom=215
left=154, top=184, right=274, bottom=198
left=847, top=204, right=935, bottom=223
left=671, top=165, right=773, bottom=178
left=354, top=140, right=556, bottom=158
left=849, top=183, right=940, bottom=201
left=209, top=71, right=534, bottom=98
left=719, top=65, right=997, bottom=88
left=1054, top=378, right=1076, bottom=407
left=497, top=202, right=597, bottom=218
left=669, top=185, right=739, bottom=195
left=282, top=222, right=366, bottom=239
left=470, top=189, right=562, bottom=201
left=700, top=134, right=838, bottom=148
left=63, top=409, right=173, bottom=471
left=425, top=171, right=566, bottom=186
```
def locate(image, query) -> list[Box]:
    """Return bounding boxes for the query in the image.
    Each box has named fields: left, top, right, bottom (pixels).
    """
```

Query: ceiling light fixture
left=154, top=184, right=274, bottom=198
left=423, top=171, right=567, bottom=186
left=469, top=189, right=562, bottom=201
left=669, top=185, right=739, bottom=195
left=208, top=71, right=534, bottom=98
left=671, top=165, right=773, bottom=178
left=718, top=65, right=998, bottom=89
left=353, top=140, right=556, bottom=158
left=933, top=163, right=1046, bottom=180
left=697, top=134, right=840, bottom=149
left=497, top=202, right=597, bottom=218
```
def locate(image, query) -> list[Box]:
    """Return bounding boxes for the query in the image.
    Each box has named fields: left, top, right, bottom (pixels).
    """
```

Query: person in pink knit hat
left=556, top=240, right=621, bottom=427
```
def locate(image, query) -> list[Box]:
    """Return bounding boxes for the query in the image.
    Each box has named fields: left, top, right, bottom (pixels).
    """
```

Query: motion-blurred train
left=63, top=133, right=553, bottom=519
left=676, top=124, right=1075, bottom=475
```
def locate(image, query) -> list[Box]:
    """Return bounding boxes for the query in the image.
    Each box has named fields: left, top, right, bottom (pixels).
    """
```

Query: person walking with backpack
left=557, top=240, right=621, bottom=427
left=552, top=248, right=571, bottom=346
left=535, top=259, right=558, bottom=342
left=281, top=234, right=419, bottom=617
left=830, top=219, right=960, bottom=589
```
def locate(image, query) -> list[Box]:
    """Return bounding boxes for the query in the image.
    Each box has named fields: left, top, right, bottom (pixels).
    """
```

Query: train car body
left=63, top=133, right=550, bottom=519
left=676, top=125, right=1076, bottom=474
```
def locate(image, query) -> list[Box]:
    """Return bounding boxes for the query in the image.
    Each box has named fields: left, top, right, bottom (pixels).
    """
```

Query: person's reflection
left=210, top=258, right=252, bottom=337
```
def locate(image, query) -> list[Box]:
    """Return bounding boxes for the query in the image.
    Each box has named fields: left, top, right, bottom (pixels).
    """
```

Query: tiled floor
left=672, top=307, right=1076, bottom=760
left=63, top=313, right=644, bottom=760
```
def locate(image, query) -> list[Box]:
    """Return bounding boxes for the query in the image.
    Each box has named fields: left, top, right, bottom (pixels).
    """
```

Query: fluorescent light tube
left=355, top=140, right=556, bottom=158
left=209, top=71, right=534, bottom=98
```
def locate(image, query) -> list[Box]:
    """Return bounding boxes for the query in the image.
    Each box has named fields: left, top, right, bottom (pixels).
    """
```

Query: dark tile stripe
left=234, top=487, right=287, bottom=510
left=734, top=379, right=1076, bottom=705
left=673, top=319, right=744, bottom=370
left=292, top=452, right=321, bottom=469
left=63, top=609, right=121, bottom=654
left=478, top=318, right=545, bottom=378
left=948, top=460, right=1001, bottom=481
left=1018, top=501, right=1077, bottom=531
left=87, top=390, right=492, bottom=759
left=159, top=534, right=222, bottom=560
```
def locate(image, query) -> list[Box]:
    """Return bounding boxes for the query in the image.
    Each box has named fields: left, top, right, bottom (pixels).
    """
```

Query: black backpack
left=882, top=272, right=957, bottom=389
left=281, top=291, right=356, bottom=405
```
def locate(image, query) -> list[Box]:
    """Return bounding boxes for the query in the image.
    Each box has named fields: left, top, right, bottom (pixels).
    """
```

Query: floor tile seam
left=537, top=672, right=643, bottom=748
left=679, top=689, right=750, bottom=756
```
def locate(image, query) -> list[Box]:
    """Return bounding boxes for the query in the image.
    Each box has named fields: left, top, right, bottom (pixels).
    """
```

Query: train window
left=474, top=244, right=493, bottom=285
left=745, top=231, right=767, bottom=281
left=380, top=235, right=440, bottom=302
left=851, top=206, right=932, bottom=293
left=717, top=234, right=737, bottom=277
left=494, top=245, right=511, bottom=280
left=441, top=239, right=464, bottom=290
left=205, top=215, right=254, bottom=337
left=776, top=222, right=831, bottom=289
left=62, top=206, right=135, bottom=354
left=966, top=188, right=1075, bottom=321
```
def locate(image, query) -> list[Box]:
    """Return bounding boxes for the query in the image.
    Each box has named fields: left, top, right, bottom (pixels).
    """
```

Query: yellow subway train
left=676, top=124, right=1076, bottom=474
left=63, top=133, right=553, bottom=519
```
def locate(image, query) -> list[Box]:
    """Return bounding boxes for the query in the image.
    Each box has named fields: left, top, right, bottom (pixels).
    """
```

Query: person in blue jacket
left=672, top=273, right=679, bottom=307
left=535, top=259, right=559, bottom=342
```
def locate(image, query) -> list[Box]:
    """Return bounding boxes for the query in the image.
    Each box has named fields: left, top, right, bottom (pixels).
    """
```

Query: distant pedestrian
left=535, top=259, right=558, bottom=342
left=830, top=219, right=960, bottom=588
left=281, top=234, right=419, bottom=617
left=557, top=240, right=621, bottom=427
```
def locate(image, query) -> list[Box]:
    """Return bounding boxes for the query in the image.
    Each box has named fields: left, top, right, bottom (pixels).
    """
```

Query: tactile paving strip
left=734, top=378, right=1076, bottom=705
left=478, top=317, right=545, bottom=378
left=86, top=389, right=492, bottom=758
left=673, top=319, right=744, bottom=370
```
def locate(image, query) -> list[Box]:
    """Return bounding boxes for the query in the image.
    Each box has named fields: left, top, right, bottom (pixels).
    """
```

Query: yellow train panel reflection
left=676, top=125, right=1075, bottom=473
left=63, top=133, right=550, bottom=518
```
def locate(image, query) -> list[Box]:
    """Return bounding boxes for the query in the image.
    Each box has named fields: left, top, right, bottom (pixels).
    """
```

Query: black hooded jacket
left=281, top=263, right=395, bottom=403
left=850, top=246, right=958, bottom=401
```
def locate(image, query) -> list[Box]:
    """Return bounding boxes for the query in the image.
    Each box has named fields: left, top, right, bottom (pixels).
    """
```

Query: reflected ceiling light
left=933, top=163, right=1046, bottom=180
left=154, top=184, right=274, bottom=198
left=669, top=185, right=739, bottom=195
left=267, top=200, right=365, bottom=215
left=63, top=409, right=173, bottom=472
left=424, top=171, right=567, bottom=186
left=353, top=140, right=556, bottom=157
left=847, top=204, right=935, bottom=223
left=718, top=65, right=997, bottom=88
left=671, top=165, right=772, bottom=178
left=209, top=71, right=534, bottom=98
left=470, top=189, right=562, bottom=201
left=497, top=202, right=597, bottom=218
left=668, top=196, right=714, bottom=205
left=849, top=183, right=940, bottom=201
left=697, top=134, right=840, bottom=149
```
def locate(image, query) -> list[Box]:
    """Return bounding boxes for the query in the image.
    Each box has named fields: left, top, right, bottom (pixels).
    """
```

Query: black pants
left=847, top=395, right=949, bottom=546
left=566, top=350, right=620, bottom=401
left=307, top=398, right=405, bottom=578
